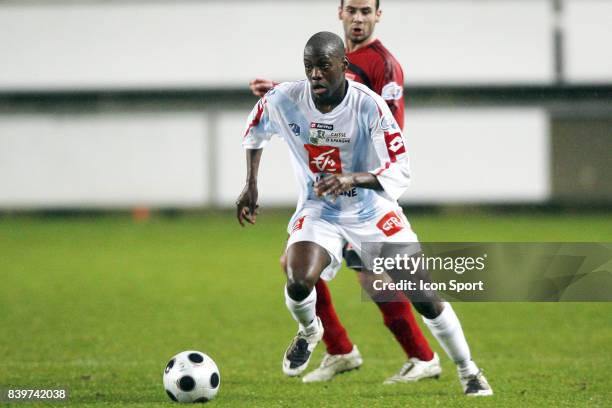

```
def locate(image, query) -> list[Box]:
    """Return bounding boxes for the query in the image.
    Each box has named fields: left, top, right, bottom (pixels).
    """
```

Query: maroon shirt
left=346, top=39, right=405, bottom=130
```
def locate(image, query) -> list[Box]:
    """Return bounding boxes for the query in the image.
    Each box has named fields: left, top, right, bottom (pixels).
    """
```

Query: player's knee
left=286, top=280, right=312, bottom=301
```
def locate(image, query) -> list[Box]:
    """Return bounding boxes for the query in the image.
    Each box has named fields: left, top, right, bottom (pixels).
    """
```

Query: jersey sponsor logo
left=309, top=128, right=326, bottom=145
left=326, top=132, right=350, bottom=144
left=381, top=81, right=403, bottom=101
left=384, top=132, right=406, bottom=162
left=339, top=187, right=358, bottom=197
left=304, top=144, right=342, bottom=173
left=288, top=123, right=301, bottom=136
left=309, top=122, right=349, bottom=145
left=310, top=122, right=334, bottom=131
left=376, top=211, right=404, bottom=237
left=291, top=216, right=306, bottom=234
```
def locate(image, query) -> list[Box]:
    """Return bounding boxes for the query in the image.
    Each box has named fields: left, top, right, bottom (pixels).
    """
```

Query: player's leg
left=346, top=244, right=440, bottom=384
left=282, top=215, right=345, bottom=377
left=385, top=252, right=493, bottom=396
left=282, top=241, right=328, bottom=376
left=314, top=279, right=354, bottom=356
left=345, top=209, right=492, bottom=396
left=301, top=277, right=363, bottom=383
left=281, top=251, right=355, bottom=361
left=355, top=270, right=442, bottom=384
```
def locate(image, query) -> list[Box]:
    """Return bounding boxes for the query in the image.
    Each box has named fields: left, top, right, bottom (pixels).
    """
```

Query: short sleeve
left=368, top=101, right=411, bottom=201
left=242, top=97, right=275, bottom=149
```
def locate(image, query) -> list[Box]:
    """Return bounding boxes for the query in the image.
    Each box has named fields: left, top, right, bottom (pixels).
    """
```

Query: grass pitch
left=1, top=211, right=611, bottom=407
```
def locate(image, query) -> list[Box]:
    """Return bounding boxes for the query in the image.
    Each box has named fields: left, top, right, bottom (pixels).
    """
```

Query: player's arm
left=236, top=149, right=262, bottom=226
left=368, top=102, right=411, bottom=201
left=314, top=172, right=382, bottom=197
left=373, top=58, right=405, bottom=129
left=316, top=102, right=409, bottom=200
left=249, top=78, right=279, bottom=97
left=236, top=96, right=275, bottom=226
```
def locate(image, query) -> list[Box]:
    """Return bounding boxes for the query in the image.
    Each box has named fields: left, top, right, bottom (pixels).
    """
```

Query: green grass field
left=1, top=211, right=611, bottom=407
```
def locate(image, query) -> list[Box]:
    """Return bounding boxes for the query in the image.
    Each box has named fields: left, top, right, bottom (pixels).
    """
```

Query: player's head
left=303, top=32, right=349, bottom=103
left=338, top=0, right=382, bottom=45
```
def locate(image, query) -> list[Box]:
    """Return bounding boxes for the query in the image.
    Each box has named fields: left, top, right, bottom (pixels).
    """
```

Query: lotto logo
left=384, top=132, right=406, bottom=162
left=310, top=122, right=334, bottom=131
left=291, top=216, right=306, bottom=234
left=304, top=145, right=342, bottom=173
left=376, top=211, right=404, bottom=236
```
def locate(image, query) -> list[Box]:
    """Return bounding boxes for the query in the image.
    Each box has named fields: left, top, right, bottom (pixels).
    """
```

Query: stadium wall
left=0, top=107, right=551, bottom=208
left=2, top=0, right=611, bottom=88
left=0, top=0, right=610, bottom=209
left=0, top=0, right=562, bottom=89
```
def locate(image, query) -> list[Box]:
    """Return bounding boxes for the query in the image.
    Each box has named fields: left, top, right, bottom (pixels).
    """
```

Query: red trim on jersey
left=243, top=98, right=266, bottom=138
left=374, top=162, right=391, bottom=176
left=291, top=216, right=306, bottom=234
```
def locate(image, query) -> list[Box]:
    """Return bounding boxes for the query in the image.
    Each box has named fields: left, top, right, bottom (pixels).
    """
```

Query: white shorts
left=286, top=207, right=419, bottom=281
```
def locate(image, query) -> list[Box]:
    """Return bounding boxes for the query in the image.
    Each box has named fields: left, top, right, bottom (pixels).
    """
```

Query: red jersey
left=345, top=39, right=405, bottom=130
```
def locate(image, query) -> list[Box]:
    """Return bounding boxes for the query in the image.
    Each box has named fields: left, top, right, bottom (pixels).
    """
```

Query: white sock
left=284, top=285, right=317, bottom=332
left=423, top=303, right=479, bottom=377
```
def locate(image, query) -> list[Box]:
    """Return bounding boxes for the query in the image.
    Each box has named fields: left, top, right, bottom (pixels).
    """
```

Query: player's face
left=338, top=0, right=381, bottom=45
left=304, top=52, right=348, bottom=103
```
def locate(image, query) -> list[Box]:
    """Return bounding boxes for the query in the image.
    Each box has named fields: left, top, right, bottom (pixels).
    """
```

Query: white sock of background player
left=422, top=302, right=479, bottom=377
left=284, top=286, right=318, bottom=334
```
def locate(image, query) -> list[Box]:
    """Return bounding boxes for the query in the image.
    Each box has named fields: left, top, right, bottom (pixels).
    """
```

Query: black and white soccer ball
left=163, top=350, right=220, bottom=403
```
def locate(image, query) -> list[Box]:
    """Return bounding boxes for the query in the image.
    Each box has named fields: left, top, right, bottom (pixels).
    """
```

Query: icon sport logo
left=376, top=211, right=404, bottom=237
left=303, top=145, right=342, bottom=173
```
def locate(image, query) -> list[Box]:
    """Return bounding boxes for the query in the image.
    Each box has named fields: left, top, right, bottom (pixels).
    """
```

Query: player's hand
left=249, top=78, right=276, bottom=97
left=235, top=183, right=259, bottom=227
left=314, top=174, right=355, bottom=197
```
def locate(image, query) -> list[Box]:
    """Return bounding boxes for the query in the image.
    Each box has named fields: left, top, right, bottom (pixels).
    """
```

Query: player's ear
left=338, top=6, right=343, bottom=20
left=342, top=56, right=349, bottom=71
left=375, top=8, right=382, bottom=23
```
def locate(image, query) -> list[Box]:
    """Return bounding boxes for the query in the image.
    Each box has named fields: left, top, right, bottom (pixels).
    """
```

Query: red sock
left=376, top=291, right=434, bottom=361
left=315, top=279, right=354, bottom=355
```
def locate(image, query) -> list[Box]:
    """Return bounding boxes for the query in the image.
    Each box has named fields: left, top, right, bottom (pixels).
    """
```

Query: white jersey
left=242, top=79, right=410, bottom=223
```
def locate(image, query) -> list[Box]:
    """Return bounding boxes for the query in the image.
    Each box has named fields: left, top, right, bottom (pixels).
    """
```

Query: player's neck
left=313, top=80, right=348, bottom=114
left=345, top=36, right=377, bottom=53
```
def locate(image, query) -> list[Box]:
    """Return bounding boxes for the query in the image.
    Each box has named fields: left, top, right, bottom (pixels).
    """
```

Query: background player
left=249, top=0, right=439, bottom=384
left=238, top=31, right=492, bottom=397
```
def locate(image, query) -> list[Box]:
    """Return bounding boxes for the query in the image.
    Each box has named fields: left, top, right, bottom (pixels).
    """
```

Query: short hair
left=304, top=31, right=346, bottom=59
left=340, top=0, right=380, bottom=10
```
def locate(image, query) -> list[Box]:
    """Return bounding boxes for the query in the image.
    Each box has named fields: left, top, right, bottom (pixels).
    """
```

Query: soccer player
left=237, top=32, right=493, bottom=396
left=249, top=0, right=440, bottom=384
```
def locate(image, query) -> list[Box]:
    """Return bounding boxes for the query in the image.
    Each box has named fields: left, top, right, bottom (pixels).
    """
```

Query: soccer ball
left=163, top=350, right=220, bottom=403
